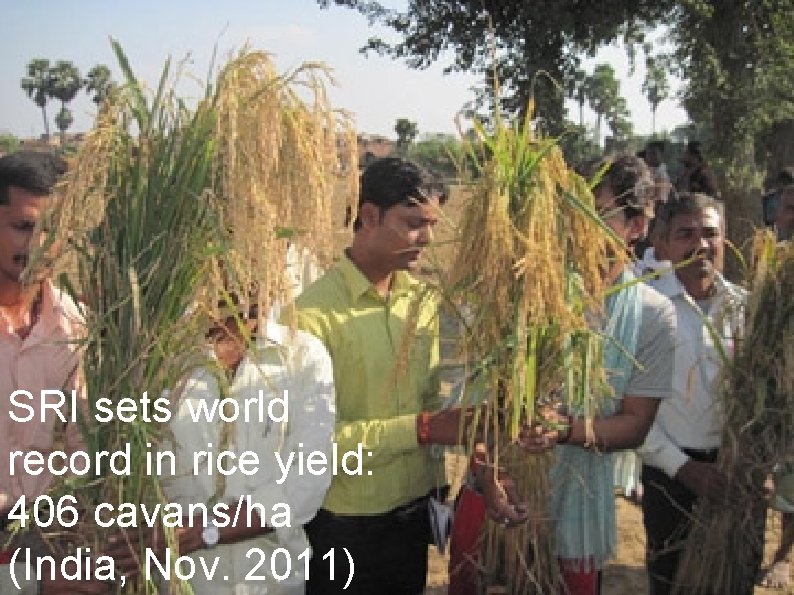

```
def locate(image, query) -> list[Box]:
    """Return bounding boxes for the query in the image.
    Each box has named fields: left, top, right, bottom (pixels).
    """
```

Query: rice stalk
left=447, top=104, right=621, bottom=594
left=27, top=40, right=354, bottom=594
left=673, top=230, right=793, bottom=595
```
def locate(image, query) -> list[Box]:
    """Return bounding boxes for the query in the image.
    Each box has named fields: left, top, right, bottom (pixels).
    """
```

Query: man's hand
left=480, top=468, right=529, bottom=527
left=517, top=407, right=568, bottom=454
left=674, top=459, right=728, bottom=500
left=421, top=406, right=485, bottom=446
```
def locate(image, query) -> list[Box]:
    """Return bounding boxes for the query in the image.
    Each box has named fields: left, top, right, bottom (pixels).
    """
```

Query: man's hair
left=654, top=192, right=721, bottom=238
left=685, top=141, right=704, bottom=161
left=0, top=150, right=67, bottom=205
left=579, top=153, right=651, bottom=219
left=775, top=167, right=794, bottom=187
left=353, top=157, right=447, bottom=230
left=646, top=140, right=666, bottom=153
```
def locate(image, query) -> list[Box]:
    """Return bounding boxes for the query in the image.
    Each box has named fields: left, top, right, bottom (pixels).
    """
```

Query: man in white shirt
left=644, top=141, right=671, bottom=205
left=637, top=192, right=752, bottom=595
left=108, top=310, right=335, bottom=594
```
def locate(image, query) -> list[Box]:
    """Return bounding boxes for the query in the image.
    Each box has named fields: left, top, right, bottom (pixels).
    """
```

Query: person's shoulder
left=294, top=266, right=346, bottom=310
left=638, top=282, right=676, bottom=327
left=262, top=321, right=333, bottom=371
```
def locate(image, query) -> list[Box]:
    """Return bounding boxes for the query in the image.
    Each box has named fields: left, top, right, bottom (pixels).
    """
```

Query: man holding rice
left=456, top=154, right=677, bottom=595
left=108, top=299, right=337, bottom=595
left=289, top=157, right=477, bottom=594
left=637, top=192, right=751, bottom=595
left=0, top=151, right=109, bottom=594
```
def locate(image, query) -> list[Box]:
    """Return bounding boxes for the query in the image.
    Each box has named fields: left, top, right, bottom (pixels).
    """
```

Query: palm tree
left=85, top=64, right=115, bottom=105
left=565, top=67, right=588, bottom=128
left=607, top=96, right=633, bottom=141
left=394, top=118, right=418, bottom=150
left=585, top=64, right=620, bottom=146
left=20, top=58, right=52, bottom=139
left=54, top=107, right=74, bottom=141
left=642, top=57, right=670, bottom=134
left=48, top=60, right=83, bottom=145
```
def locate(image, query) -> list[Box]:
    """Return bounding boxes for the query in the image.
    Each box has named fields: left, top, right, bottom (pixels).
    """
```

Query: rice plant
left=448, top=106, right=622, bottom=594
left=29, top=39, right=355, bottom=594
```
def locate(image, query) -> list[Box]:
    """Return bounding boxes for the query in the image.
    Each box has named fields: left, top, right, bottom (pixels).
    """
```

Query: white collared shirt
left=638, top=271, right=746, bottom=477
left=634, top=247, right=672, bottom=278
left=161, top=320, right=335, bottom=594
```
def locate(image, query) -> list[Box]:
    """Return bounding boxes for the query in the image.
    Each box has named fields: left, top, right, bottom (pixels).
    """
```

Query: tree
left=642, top=56, right=670, bottom=134
left=672, top=2, right=794, bottom=162
left=54, top=107, right=74, bottom=141
left=0, top=134, right=21, bottom=155
left=585, top=64, right=621, bottom=145
left=20, top=58, right=52, bottom=139
left=607, top=96, right=633, bottom=142
left=565, top=67, right=588, bottom=128
left=318, top=0, right=676, bottom=132
left=47, top=60, right=83, bottom=145
left=394, top=118, right=418, bottom=150
left=85, top=64, right=115, bottom=105
left=406, top=133, right=464, bottom=177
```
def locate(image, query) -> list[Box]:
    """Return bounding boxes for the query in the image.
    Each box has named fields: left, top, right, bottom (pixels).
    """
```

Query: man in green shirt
left=292, top=157, right=470, bottom=594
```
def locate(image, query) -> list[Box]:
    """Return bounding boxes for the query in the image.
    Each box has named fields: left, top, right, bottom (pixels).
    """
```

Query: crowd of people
left=0, top=143, right=792, bottom=595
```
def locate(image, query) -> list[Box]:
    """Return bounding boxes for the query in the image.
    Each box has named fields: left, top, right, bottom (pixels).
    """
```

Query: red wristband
left=418, top=412, right=431, bottom=445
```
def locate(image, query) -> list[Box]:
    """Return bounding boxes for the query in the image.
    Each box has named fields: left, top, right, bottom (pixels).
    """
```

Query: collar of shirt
left=337, top=252, right=419, bottom=302
left=652, top=269, right=744, bottom=305
left=0, top=280, right=81, bottom=344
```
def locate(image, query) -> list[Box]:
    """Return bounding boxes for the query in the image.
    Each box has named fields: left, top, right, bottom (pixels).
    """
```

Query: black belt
left=682, top=447, right=719, bottom=463
left=314, top=487, right=448, bottom=531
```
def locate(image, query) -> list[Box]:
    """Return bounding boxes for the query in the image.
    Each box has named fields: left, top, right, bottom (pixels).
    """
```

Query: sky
left=0, top=1, right=688, bottom=140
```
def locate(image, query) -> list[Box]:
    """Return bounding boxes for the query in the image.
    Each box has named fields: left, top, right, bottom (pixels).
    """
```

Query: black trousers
left=641, top=463, right=699, bottom=595
left=642, top=455, right=763, bottom=595
left=305, top=497, right=432, bottom=595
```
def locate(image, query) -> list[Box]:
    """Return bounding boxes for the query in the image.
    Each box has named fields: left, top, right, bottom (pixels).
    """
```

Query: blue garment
left=549, top=269, right=642, bottom=570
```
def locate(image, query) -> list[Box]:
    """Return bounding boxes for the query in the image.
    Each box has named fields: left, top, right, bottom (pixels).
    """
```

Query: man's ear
left=628, top=214, right=648, bottom=246
left=358, top=202, right=380, bottom=229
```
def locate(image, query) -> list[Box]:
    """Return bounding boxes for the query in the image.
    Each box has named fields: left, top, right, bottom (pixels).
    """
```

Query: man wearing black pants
left=289, top=158, right=475, bottom=594
left=637, top=193, right=758, bottom=594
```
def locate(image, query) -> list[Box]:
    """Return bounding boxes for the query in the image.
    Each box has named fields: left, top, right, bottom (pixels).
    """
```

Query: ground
left=425, top=484, right=794, bottom=594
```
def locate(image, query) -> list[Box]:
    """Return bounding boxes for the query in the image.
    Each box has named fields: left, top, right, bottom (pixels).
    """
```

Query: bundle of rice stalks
left=673, top=231, right=794, bottom=595
left=27, top=39, right=354, bottom=594
left=448, top=107, right=622, bottom=594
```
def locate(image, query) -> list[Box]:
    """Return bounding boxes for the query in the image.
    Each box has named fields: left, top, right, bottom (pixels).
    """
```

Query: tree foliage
left=642, top=56, right=670, bottom=134
left=85, top=64, right=116, bottom=105
left=406, top=133, right=465, bottom=177
left=394, top=117, right=419, bottom=149
left=585, top=64, right=623, bottom=144
left=671, top=0, right=794, bottom=167
left=47, top=60, right=83, bottom=144
left=565, top=67, right=588, bottom=128
left=0, top=134, right=21, bottom=155
left=318, top=0, right=675, bottom=133
left=20, top=58, right=52, bottom=139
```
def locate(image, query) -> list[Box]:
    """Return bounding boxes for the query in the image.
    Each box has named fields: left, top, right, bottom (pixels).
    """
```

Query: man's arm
left=637, top=423, right=727, bottom=499
left=559, top=396, right=661, bottom=451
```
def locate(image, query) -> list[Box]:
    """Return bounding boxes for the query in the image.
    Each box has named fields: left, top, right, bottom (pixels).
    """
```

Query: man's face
left=363, top=197, right=441, bottom=272
left=775, top=189, right=794, bottom=241
left=0, top=186, right=50, bottom=285
left=662, top=206, right=723, bottom=286
left=594, top=186, right=647, bottom=250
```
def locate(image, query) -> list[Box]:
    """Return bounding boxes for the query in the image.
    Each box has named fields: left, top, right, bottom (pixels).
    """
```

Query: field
left=425, top=479, right=793, bottom=594
left=327, top=176, right=789, bottom=594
